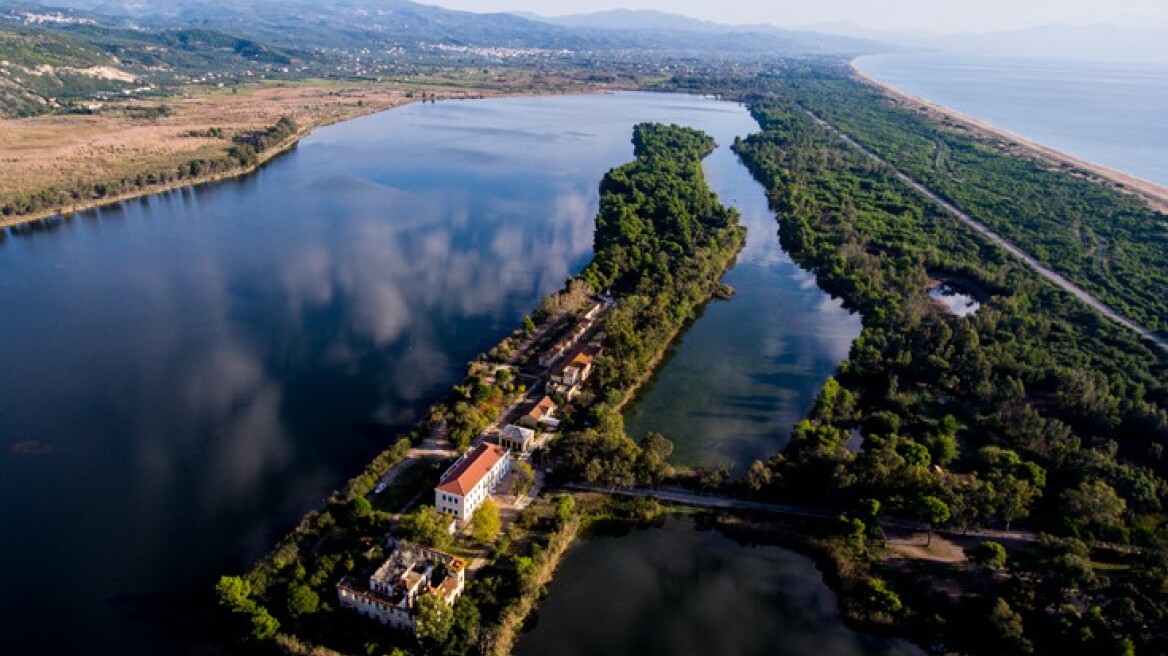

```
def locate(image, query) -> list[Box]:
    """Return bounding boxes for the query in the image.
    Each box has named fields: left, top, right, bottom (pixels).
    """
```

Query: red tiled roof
left=526, top=396, right=557, bottom=421
left=436, top=443, right=507, bottom=496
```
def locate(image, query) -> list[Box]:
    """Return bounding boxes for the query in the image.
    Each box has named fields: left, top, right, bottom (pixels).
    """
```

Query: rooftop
left=436, top=443, right=508, bottom=496
left=502, top=424, right=535, bottom=442
left=526, top=396, right=557, bottom=421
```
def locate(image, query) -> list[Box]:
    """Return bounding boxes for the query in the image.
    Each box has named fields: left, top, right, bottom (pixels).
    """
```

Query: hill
left=11, top=0, right=882, bottom=56
left=0, top=27, right=136, bottom=116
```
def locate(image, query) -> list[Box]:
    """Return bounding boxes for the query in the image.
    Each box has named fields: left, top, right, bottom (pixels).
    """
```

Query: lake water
left=623, top=108, right=860, bottom=469
left=0, top=92, right=856, bottom=654
left=855, top=53, right=1168, bottom=187
left=515, top=516, right=922, bottom=656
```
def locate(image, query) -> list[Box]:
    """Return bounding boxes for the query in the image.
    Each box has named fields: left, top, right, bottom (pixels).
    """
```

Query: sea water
left=856, top=53, right=1168, bottom=187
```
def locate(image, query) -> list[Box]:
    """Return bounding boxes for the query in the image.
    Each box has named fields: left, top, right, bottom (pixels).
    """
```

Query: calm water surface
left=515, top=517, right=922, bottom=656
left=1, top=92, right=856, bottom=654
left=624, top=107, right=859, bottom=468
left=855, top=53, right=1168, bottom=187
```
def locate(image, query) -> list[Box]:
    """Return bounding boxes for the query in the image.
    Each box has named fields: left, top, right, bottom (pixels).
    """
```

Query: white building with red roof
left=434, top=443, right=511, bottom=521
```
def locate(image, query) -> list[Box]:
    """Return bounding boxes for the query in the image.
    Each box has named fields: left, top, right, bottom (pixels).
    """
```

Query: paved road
left=565, top=483, right=1039, bottom=544
left=799, top=107, right=1168, bottom=354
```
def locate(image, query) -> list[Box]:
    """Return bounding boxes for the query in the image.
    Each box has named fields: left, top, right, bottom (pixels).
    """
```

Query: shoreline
left=849, top=57, right=1168, bottom=215
left=0, top=85, right=617, bottom=232
left=0, top=127, right=310, bottom=230
left=0, top=98, right=407, bottom=231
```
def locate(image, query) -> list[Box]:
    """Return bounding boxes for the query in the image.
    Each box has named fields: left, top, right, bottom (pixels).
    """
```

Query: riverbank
left=850, top=58, right=1168, bottom=214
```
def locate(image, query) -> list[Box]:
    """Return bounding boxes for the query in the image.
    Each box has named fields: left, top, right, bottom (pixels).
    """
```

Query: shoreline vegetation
left=215, top=123, right=747, bottom=656
left=0, top=119, right=307, bottom=229
left=772, top=64, right=1168, bottom=337
left=729, top=75, right=1168, bottom=655
left=65, top=69, right=1163, bottom=655
left=0, top=79, right=614, bottom=231
left=849, top=59, right=1168, bottom=215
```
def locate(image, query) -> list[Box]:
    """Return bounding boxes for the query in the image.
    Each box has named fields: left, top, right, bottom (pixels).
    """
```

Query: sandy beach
left=850, top=60, right=1168, bottom=215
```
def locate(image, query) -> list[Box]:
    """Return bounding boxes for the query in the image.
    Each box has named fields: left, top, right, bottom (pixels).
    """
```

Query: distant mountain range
left=799, top=21, right=1168, bottom=65
left=2, top=0, right=883, bottom=55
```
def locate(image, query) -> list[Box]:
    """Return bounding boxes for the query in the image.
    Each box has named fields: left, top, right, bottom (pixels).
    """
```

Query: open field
left=0, top=83, right=410, bottom=198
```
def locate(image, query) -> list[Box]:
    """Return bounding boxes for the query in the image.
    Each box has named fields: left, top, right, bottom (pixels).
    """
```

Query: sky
left=427, top=0, right=1168, bottom=33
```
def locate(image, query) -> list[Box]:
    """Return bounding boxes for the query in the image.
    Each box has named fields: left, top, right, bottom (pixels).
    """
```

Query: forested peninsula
left=214, top=123, right=745, bottom=656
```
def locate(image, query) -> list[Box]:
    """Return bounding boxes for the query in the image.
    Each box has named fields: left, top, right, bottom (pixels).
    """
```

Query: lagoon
left=1, top=92, right=855, bottom=654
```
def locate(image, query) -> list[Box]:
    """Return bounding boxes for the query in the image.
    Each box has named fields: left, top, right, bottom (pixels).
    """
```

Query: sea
left=855, top=52, right=1168, bottom=188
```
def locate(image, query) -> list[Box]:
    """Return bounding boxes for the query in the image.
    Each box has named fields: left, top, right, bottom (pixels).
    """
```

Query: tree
left=918, top=496, right=950, bottom=546
left=512, top=460, right=536, bottom=496
left=400, top=506, right=452, bottom=549
left=553, top=494, right=575, bottom=528
left=215, top=575, right=251, bottom=608
left=857, top=498, right=885, bottom=542
left=637, top=432, right=674, bottom=484
left=345, top=495, right=372, bottom=523
left=967, top=541, right=1007, bottom=570
left=862, top=577, right=903, bottom=616
left=989, top=598, right=1033, bottom=654
left=471, top=498, right=501, bottom=543
left=249, top=606, right=280, bottom=641
left=523, top=315, right=536, bottom=334
left=447, top=595, right=481, bottom=655
left=414, top=592, right=453, bottom=648
left=746, top=459, right=773, bottom=492
left=286, top=583, right=319, bottom=618
left=698, top=464, right=730, bottom=491
left=216, top=575, right=278, bottom=641
left=1062, top=479, right=1126, bottom=535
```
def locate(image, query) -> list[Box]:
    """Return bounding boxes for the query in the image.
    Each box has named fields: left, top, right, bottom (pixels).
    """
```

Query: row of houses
left=337, top=300, right=608, bottom=636
left=536, top=302, right=603, bottom=368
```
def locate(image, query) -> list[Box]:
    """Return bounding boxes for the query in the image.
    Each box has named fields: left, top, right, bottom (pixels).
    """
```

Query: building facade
left=434, top=443, right=511, bottom=521
left=499, top=424, right=536, bottom=453
left=336, top=541, right=466, bottom=634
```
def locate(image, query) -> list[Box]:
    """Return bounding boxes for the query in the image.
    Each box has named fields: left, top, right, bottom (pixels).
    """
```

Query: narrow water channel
left=624, top=103, right=861, bottom=469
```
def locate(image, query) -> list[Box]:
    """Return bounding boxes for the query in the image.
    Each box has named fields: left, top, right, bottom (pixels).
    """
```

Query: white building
left=499, top=424, right=536, bottom=453
left=336, top=541, right=466, bottom=634
left=434, top=443, right=511, bottom=521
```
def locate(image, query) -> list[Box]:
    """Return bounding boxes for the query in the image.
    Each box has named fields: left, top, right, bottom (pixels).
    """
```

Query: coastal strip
left=800, top=105, right=1168, bottom=353
left=849, top=59, right=1168, bottom=214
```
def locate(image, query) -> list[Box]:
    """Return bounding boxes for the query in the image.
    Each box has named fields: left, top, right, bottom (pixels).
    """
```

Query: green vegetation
left=764, top=66, right=1168, bottom=335
left=215, top=122, right=742, bottom=655
left=400, top=506, right=454, bottom=551
left=0, top=28, right=135, bottom=117
left=553, top=123, right=745, bottom=484
left=470, top=498, right=502, bottom=543
left=732, top=89, right=1168, bottom=656
left=0, top=115, right=299, bottom=219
